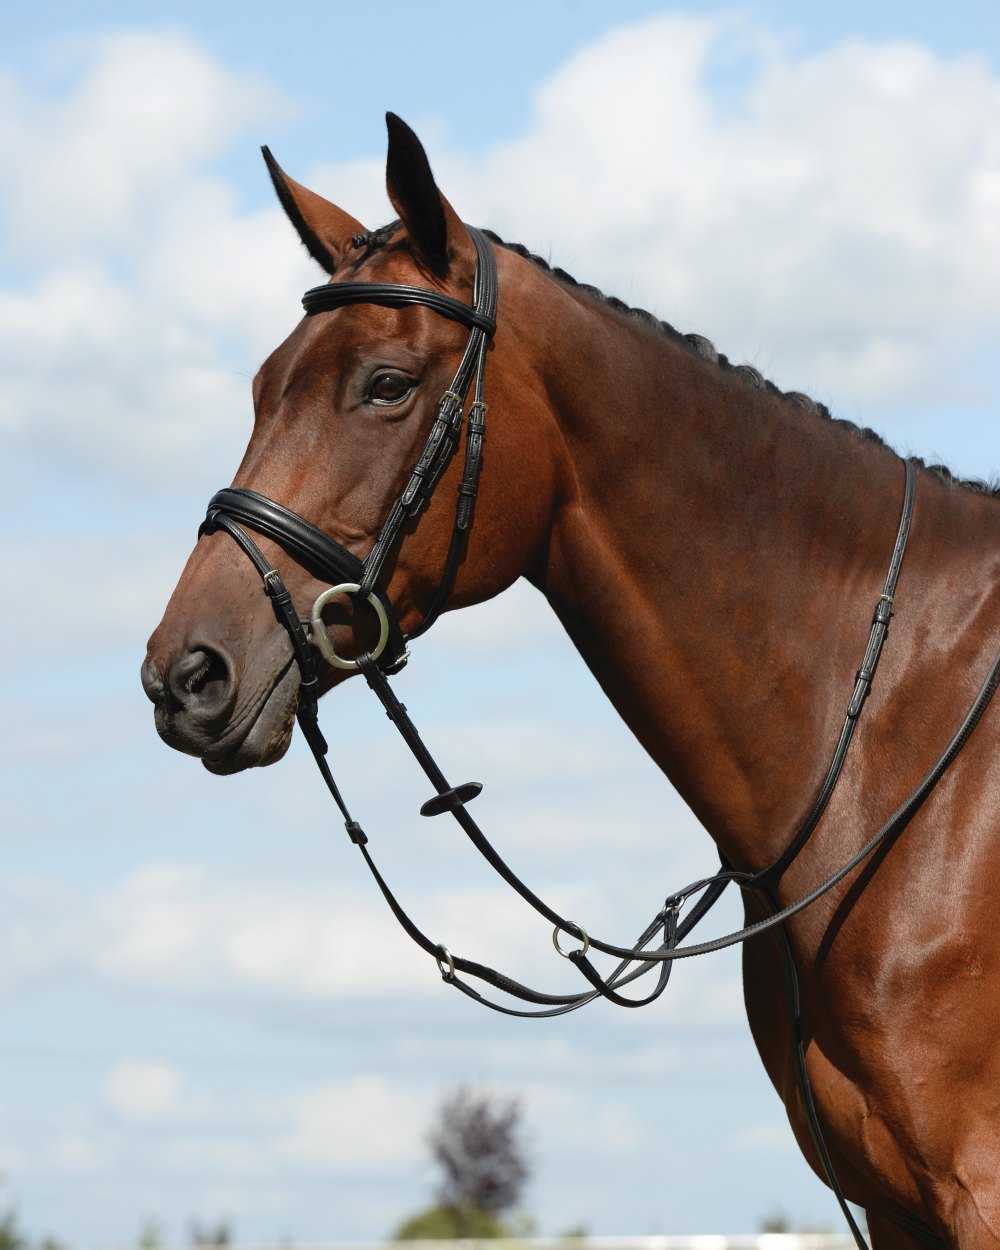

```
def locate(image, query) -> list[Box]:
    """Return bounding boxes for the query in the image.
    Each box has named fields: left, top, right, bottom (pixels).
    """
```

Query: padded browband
left=302, top=281, right=497, bottom=336
left=204, top=487, right=407, bottom=663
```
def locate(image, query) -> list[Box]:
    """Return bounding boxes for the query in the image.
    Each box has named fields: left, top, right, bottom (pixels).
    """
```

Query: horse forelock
left=348, top=221, right=401, bottom=262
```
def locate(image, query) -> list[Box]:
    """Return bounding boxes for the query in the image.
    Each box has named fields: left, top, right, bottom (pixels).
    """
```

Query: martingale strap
left=278, top=458, right=998, bottom=1009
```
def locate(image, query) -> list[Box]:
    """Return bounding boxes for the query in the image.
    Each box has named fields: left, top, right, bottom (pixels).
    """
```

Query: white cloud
left=0, top=853, right=741, bottom=1020
left=103, top=1056, right=183, bottom=1123
left=49, top=1134, right=106, bottom=1174
left=430, top=716, right=637, bottom=784
left=273, top=1077, right=429, bottom=1171
left=81, top=861, right=586, bottom=1005
left=0, top=30, right=311, bottom=489
left=0, top=1141, right=26, bottom=1174
left=0, top=879, right=86, bottom=996
left=384, top=16, right=1000, bottom=419
left=0, top=31, right=282, bottom=256
left=729, top=1120, right=797, bottom=1151
left=5, top=17, right=1000, bottom=497
left=427, top=579, right=565, bottom=655
left=531, top=22, right=998, bottom=413
left=1, top=529, right=193, bottom=673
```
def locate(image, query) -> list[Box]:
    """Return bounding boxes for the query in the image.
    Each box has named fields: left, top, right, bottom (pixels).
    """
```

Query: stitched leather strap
left=206, top=488, right=366, bottom=583
left=750, top=458, right=916, bottom=886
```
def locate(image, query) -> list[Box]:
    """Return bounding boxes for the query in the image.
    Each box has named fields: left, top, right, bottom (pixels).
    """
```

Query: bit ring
left=310, top=583, right=390, bottom=671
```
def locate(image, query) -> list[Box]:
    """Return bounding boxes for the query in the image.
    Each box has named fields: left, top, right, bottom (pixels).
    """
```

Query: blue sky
left=3, top=2, right=1000, bottom=1246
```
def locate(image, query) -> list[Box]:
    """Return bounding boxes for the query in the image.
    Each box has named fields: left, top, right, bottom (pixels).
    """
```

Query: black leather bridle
left=204, top=224, right=498, bottom=680
left=201, top=224, right=1000, bottom=1249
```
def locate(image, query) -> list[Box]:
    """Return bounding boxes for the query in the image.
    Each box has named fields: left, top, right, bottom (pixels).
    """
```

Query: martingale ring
left=310, top=583, right=390, bottom=671
left=435, top=945, right=456, bottom=981
left=552, top=921, right=591, bottom=959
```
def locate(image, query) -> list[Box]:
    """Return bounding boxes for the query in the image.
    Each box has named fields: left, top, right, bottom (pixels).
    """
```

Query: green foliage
left=0, top=1206, right=62, bottom=1250
left=392, top=1086, right=538, bottom=1241
left=188, top=1219, right=232, bottom=1246
left=137, top=1219, right=163, bottom=1250
left=394, top=1203, right=509, bottom=1240
left=758, top=1210, right=835, bottom=1235
left=0, top=1210, right=27, bottom=1250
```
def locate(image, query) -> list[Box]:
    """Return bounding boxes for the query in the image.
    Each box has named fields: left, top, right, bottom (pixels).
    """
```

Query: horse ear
left=384, top=112, right=467, bottom=278
left=262, top=146, right=366, bottom=275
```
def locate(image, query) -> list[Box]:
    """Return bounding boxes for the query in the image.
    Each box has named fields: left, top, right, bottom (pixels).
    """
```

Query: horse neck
left=526, top=284, right=908, bottom=871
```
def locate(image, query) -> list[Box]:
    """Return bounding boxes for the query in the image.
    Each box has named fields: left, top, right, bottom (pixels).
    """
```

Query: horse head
left=142, top=115, right=562, bottom=774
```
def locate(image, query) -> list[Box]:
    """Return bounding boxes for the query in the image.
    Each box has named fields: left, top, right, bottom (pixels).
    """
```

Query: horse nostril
left=140, top=654, right=165, bottom=705
left=166, top=646, right=235, bottom=720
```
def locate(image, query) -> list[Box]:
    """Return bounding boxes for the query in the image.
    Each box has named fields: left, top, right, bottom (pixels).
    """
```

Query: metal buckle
left=310, top=582, right=390, bottom=671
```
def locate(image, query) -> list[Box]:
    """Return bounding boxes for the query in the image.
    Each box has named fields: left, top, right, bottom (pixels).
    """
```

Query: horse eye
left=368, top=371, right=413, bottom=405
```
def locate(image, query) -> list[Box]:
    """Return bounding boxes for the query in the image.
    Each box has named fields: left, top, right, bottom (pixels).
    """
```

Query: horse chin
left=201, top=664, right=301, bottom=776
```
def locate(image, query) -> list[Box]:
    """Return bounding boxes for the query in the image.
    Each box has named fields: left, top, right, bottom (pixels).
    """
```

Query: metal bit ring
left=310, top=583, right=390, bottom=671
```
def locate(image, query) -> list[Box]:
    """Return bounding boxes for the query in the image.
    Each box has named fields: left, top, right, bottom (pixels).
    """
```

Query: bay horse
left=142, top=114, right=1000, bottom=1250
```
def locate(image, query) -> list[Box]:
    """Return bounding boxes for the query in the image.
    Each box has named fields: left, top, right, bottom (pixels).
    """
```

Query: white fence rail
left=162, top=1237, right=859, bottom=1250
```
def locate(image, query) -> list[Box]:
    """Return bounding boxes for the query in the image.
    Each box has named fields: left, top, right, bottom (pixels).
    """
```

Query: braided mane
left=351, top=223, right=997, bottom=497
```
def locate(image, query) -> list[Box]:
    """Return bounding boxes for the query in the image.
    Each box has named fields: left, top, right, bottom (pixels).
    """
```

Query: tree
left=431, top=1086, right=530, bottom=1217
left=394, top=1205, right=508, bottom=1240
left=188, top=1219, right=232, bottom=1246
left=394, top=1086, right=532, bottom=1240
left=0, top=1202, right=62, bottom=1250
left=757, top=1209, right=837, bottom=1235
left=0, top=1210, right=26, bottom=1250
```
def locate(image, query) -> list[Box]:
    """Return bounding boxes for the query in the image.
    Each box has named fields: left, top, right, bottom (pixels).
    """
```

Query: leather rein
left=201, top=225, right=1000, bottom=1248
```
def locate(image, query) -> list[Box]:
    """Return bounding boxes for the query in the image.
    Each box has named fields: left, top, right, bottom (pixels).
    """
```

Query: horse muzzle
left=141, top=635, right=300, bottom=774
